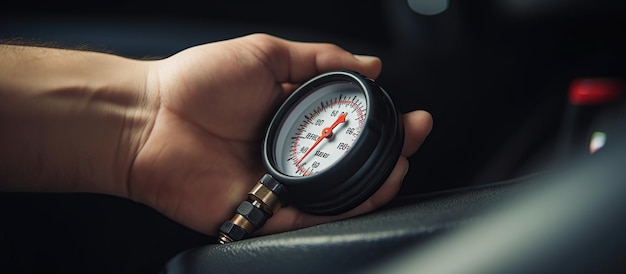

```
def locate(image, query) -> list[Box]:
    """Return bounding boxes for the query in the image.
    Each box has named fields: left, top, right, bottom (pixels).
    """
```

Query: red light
left=569, top=78, right=625, bottom=106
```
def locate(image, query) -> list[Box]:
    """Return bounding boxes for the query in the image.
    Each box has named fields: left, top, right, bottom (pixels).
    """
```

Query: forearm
left=0, top=44, right=157, bottom=197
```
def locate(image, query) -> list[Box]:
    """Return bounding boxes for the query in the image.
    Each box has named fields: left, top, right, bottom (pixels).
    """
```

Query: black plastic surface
left=164, top=176, right=534, bottom=274
left=165, top=139, right=626, bottom=273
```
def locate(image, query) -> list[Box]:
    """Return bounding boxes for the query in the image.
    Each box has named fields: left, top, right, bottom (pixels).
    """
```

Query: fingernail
left=353, top=54, right=380, bottom=63
left=402, top=162, right=409, bottom=181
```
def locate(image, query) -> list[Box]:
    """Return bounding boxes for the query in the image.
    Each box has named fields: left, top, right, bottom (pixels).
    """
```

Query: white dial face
left=274, top=82, right=368, bottom=176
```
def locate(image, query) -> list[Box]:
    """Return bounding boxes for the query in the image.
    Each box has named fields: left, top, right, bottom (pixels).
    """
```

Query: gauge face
left=273, top=82, right=367, bottom=177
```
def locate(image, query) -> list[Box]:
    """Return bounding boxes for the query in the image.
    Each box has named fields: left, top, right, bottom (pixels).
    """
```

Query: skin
left=0, top=34, right=433, bottom=236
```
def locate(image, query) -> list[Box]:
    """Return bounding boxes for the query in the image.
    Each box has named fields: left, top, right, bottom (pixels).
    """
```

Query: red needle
left=296, top=112, right=346, bottom=167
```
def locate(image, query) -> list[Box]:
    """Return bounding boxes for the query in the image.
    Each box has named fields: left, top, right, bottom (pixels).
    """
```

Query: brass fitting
left=218, top=174, right=286, bottom=244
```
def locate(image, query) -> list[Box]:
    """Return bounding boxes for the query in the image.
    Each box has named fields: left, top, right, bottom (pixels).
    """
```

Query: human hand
left=128, top=34, right=433, bottom=236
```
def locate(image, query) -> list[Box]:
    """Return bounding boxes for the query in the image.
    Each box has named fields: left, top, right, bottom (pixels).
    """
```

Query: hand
left=128, top=34, right=433, bottom=236
left=0, top=34, right=430, bottom=236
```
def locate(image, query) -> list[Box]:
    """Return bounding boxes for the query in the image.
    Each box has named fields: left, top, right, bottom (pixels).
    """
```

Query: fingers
left=287, top=44, right=382, bottom=82
left=402, top=110, right=433, bottom=157
left=240, top=34, right=382, bottom=84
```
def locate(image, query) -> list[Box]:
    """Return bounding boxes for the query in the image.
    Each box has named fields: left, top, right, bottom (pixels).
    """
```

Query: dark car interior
left=2, top=0, right=626, bottom=273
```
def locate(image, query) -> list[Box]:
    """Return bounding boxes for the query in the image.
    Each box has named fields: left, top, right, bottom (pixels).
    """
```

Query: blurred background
left=1, top=0, right=625, bottom=273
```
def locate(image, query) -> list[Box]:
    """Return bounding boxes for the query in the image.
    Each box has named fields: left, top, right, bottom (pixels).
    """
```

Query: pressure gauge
left=219, top=71, right=404, bottom=243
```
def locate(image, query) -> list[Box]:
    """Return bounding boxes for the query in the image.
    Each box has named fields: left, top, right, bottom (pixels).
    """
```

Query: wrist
left=0, top=45, right=158, bottom=198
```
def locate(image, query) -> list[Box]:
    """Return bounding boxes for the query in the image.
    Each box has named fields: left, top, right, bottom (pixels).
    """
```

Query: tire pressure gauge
left=218, top=70, right=404, bottom=244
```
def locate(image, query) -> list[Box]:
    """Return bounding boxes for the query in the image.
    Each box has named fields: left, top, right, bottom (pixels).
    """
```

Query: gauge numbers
left=274, top=82, right=367, bottom=176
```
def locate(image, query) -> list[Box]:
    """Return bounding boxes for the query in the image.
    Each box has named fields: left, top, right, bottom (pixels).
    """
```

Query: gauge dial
left=262, top=71, right=404, bottom=215
left=273, top=82, right=367, bottom=176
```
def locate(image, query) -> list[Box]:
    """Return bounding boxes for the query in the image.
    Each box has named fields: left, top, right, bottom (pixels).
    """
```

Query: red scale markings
left=290, top=96, right=367, bottom=176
